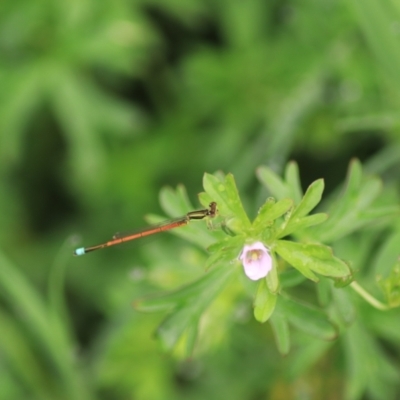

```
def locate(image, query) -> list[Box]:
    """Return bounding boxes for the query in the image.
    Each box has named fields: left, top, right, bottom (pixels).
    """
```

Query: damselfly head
left=209, top=202, right=218, bottom=218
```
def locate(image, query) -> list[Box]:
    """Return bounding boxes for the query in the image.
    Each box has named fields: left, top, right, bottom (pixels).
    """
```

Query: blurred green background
left=1, top=0, right=400, bottom=399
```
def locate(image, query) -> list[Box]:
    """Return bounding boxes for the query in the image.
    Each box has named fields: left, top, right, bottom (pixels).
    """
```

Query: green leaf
left=311, top=159, right=397, bottom=243
left=156, top=303, right=199, bottom=351
left=205, top=236, right=243, bottom=271
left=356, top=178, right=382, bottom=209
left=290, top=179, right=324, bottom=220
left=332, top=286, right=356, bottom=325
left=275, top=240, right=352, bottom=280
left=348, top=0, right=400, bottom=94
left=266, top=253, right=279, bottom=293
left=253, top=198, right=293, bottom=232
left=279, top=269, right=307, bottom=288
left=274, top=241, right=319, bottom=282
left=134, top=265, right=234, bottom=313
left=270, top=313, right=290, bottom=355
left=346, top=158, right=363, bottom=193
left=146, top=185, right=225, bottom=248
left=284, top=161, right=303, bottom=205
left=286, top=338, right=332, bottom=380
left=253, top=279, right=277, bottom=323
left=204, top=246, right=240, bottom=271
left=378, top=261, right=400, bottom=308
left=207, top=235, right=244, bottom=253
left=276, top=295, right=338, bottom=340
left=316, top=278, right=331, bottom=307
left=276, top=213, right=328, bottom=239
left=333, top=274, right=354, bottom=288
left=343, top=320, right=399, bottom=400
left=0, top=66, right=42, bottom=165
left=156, top=266, right=235, bottom=350
left=372, top=230, right=400, bottom=276
left=145, top=212, right=219, bottom=249
left=0, top=309, right=54, bottom=400
left=360, top=205, right=400, bottom=220
left=159, top=185, right=193, bottom=217
left=256, top=166, right=290, bottom=199
left=0, top=251, right=85, bottom=399
left=202, top=173, right=251, bottom=231
left=184, top=322, right=199, bottom=356
left=50, top=68, right=105, bottom=189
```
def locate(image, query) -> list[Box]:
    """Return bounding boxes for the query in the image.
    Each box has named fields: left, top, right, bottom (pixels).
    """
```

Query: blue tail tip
left=74, top=247, right=85, bottom=256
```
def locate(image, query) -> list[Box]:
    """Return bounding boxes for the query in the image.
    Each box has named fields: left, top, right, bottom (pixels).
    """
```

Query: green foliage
left=135, top=164, right=398, bottom=351
left=378, top=260, right=400, bottom=308
left=134, top=264, right=235, bottom=352
left=275, top=240, right=351, bottom=282
left=2, top=0, right=400, bottom=399
left=253, top=278, right=277, bottom=323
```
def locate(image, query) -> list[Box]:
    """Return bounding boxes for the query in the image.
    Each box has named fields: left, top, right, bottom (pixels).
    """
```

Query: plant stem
left=350, top=281, right=390, bottom=311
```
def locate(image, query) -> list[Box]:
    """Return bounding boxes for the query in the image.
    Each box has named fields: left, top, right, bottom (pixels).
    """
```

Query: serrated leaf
left=277, top=295, right=338, bottom=340
left=253, top=279, right=277, bottom=323
left=275, top=240, right=351, bottom=280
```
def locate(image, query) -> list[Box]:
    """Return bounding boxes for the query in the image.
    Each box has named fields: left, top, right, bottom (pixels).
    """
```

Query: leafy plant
left=134, top=160, right=400, bottom=398
left=2, top=1, right=400, bottom=399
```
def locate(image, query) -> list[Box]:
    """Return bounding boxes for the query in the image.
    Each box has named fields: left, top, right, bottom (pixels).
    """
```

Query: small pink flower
left=239, top=242, right=272, bottom=281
